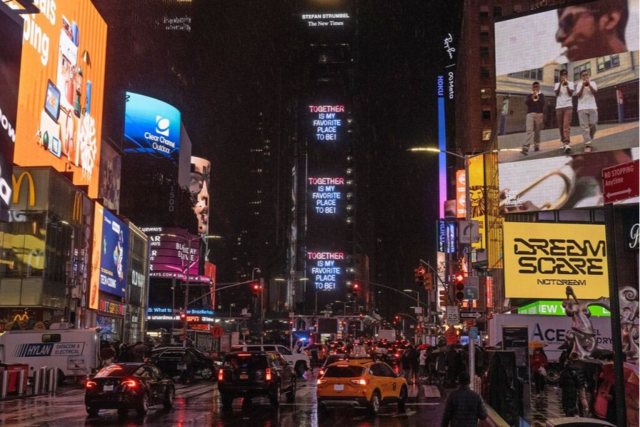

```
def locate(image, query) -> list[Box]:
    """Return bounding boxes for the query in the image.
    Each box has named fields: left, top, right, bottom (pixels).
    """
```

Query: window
left=277, top=346, right=292, bottom=355
left=42, top=334, right=61, bottom=343
left=508, top=68, right=543, bottom=80
left=480, top=67, right=490, bottom=79
left=479, top=6, right=489, bottom=18
left=263, top=345, right=276, bottom=352
left=493, top=6, right=502, bottom=17
left=324, top=366, right=365, bottom=377
left=480, top=47, right=490, bottom=59
left=482, top=107, right=491, bottom=121
left=480, top=87, right=491, bottom=99
left=379, top=364, right=396, bottom=377
left=596, top=55, right=620, bottom=73
left=573, top=62, right=591, bottom=81
left=480, top=26, right=490, bottom=39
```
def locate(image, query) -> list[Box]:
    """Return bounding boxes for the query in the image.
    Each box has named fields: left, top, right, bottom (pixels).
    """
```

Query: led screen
left=12, top=0, right=108, bottom=198
left=97, top=205, right=129, bottom=297
left=124, top=92, right=181, bottom=165
left=141, top=227, right=200, bottom=281
left=495, top=0, right=639, bottom=212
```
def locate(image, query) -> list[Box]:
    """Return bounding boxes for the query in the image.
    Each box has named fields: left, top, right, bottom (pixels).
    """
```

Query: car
left=85, top=363, right=175, bottom=417
left=230, top=344, right=310, bottom=377
left=218, top=351, right=297, bottom=408
left=316, top=359, right=408, bottom=416
left=149, top=346, right=218, bottom=382
left=318, top=354, right=349, bottom=377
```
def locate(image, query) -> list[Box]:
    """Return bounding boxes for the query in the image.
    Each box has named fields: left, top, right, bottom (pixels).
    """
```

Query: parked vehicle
left=230, top=344, right=310, bottom=377
left=218, top=351, right=296, bottom=408
left=0, top=325, right=99, bottom=384
left=85, top=363, right=175, bottom=417
left=149, top=346, right=218, bottom=382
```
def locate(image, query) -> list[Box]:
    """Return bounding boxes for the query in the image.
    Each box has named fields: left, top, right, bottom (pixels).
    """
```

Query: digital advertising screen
left=495, top=0, right=639, bottom=213
left=503, top=222, right=609, bottom=299
left=99, top=209, right=129, bottom=297
left=11, top=0, right=108, bottom=198
left=124, top=92, right=181, bottom=165
left=190, top=157, right=210, bottom=235
left=0, top=9, right=22, bottom=222
left=141, top=227, right=204, bottom=281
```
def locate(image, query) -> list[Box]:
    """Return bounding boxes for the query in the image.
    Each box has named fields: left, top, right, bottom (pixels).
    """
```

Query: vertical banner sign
left=456, top=170, right=466, bottom=218
left=468, top=156, right=485, bottom=249
left=89, top=203, right=104, bottom=310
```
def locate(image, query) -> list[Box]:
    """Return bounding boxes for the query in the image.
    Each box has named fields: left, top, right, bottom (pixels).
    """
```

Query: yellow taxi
left=316, top=359, right=407, bottom=415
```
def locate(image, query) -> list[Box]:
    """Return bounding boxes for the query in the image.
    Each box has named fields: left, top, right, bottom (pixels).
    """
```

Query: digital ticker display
left=494, top=0, right=639, bottom=213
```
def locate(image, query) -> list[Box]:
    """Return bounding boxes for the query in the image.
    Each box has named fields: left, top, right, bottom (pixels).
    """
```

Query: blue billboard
left=123, top=92, right=181, bottom=164
left=99, top=209, right=129, bottom=297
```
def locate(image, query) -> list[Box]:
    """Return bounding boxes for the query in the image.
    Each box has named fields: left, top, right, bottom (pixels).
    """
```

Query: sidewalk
left=531, top=386, right=565, bottom=426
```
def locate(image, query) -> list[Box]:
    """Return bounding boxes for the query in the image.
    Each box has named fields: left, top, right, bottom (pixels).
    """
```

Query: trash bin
left=6, top=364, right=28, bottom=394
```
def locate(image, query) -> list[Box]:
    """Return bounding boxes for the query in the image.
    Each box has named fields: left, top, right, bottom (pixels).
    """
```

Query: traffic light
left=414, top=266, right=427, bottom=285
left=251, top=282, right=261, bottom=297
left=454, top=273, right=465, bottom=302
left=179, top=312, right=187, bottom=321
left=424, top=272, right=434, bottom=291
left=439, top=290, right=448, bottom=307
left=352, top=283, right=360, bottom=299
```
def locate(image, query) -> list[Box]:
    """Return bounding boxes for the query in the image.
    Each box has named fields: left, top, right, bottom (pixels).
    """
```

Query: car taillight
left=317, top=379, right=327, bottom=385
left=218, top=369, right=224, bottom=381
left=86, top=380, right=97, bottom=389
left=265, top=368, right=272, bottom=381
left=350, top=379, right=369, bottom=386
left=121, top=379, right=138, bottom=388
left=319, top=369, right=325, bottom=376
left=394, top=365, right=399, bottom=373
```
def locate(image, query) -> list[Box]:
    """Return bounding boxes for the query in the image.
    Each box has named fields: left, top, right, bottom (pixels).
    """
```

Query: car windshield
left=95, top=364, right=139, bottom=377
left=324, top=366, right=365, bottom=378
left=224, top=355, right=268, bottom=370
left=325, top=355, right=347, bottom=365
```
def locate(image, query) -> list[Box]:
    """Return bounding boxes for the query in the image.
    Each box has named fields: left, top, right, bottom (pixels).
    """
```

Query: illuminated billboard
left=190, top=157, right=210, bottom=235
left=12, top=0, right=108, bottom=198
left=124, top=92, right=181, bottom=165
left=0, top=10, right=23, bottom=222
left=495, top=0, right=639, bottom=213
left=504, top=222, right=609, bottom=299
left=91, top=204, right=129, bottom=298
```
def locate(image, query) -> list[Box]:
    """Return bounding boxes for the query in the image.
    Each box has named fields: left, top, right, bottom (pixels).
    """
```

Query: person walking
left=559, top=358, right=580, bottom=417
left=401, top=347, right=412, bottom=383
left=409, top=345, right=420, bottom=384
left=530, top=348, right=549, bottom=397
left=554, top=69, right=574, bottom=153
left=419, top=348, right=427, bottom=379
left=440, top=372, right=488, bottom=427
left=575, top=69, right=598, bottom=152
left=521, top=81, right=546, bottom=156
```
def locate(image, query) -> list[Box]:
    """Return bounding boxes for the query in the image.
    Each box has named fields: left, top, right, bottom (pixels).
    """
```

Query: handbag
left=538, top=367, right=547, bottom=377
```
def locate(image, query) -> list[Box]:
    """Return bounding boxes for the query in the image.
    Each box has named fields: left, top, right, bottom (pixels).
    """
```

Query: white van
left=230, top=344, right=310, bottom=377
left=0, top=325, right=100, bottom=383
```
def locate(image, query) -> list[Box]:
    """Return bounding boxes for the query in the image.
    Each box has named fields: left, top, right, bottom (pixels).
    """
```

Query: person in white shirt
left=554, top=69, right=574, bottom=153
left=575, top=69, right=598, bottom=152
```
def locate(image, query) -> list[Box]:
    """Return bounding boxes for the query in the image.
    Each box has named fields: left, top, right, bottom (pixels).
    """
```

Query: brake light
left=121, top=379, right=138, bottom=388
left=319, top=369, right=325, bottom=376
left=350, top=379, right=369, bottom=386
left=218, top=368, right=224, bottom=381
left=394, top=365, right=399, bottom=373
left=265, top=368, right=272, bottom=381
left=86, top=380, right=97, bottom=389
left=317, top=379, right=327, bottom=385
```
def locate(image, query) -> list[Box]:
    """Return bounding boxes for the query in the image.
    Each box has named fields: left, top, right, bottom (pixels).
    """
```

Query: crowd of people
left=99, top=340, right=155, bottom=366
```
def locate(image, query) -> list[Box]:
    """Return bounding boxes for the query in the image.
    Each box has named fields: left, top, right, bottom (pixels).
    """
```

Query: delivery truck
left=0, top=324, right=100, bottom=384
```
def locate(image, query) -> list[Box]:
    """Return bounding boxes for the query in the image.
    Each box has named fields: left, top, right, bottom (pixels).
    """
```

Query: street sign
left=602, top=160, right=639, bottom=204
left=446, top=306, right=460, bottom=324
left=469, top=327, right=479, bottom=340
left=460, top=311, right=483, bottom=320
left=459, top=220, right=480, bottom=244
left=210, top=324, right=224, bottom=339
left=414, top=307, right=423, bottom=314
left=464, top=276, right=479, bottom=300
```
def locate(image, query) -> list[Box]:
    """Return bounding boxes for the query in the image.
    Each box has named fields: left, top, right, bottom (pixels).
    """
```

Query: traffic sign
left=460, top=311, right=483, bottom=320
left=469, top=327, right=479, bottom=340
left=464, top=276, right=479, bottom=300
left=210, top=324, right=224, bottom=339
left=602, top=160, right=639, bottom=204
left=459, top=220, right=480, bottom=244
left=446, top=306, right=460, bottom=324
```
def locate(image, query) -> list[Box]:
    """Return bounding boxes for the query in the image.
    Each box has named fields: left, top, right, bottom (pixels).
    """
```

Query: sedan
left=85, top=363, right=175, bottom=417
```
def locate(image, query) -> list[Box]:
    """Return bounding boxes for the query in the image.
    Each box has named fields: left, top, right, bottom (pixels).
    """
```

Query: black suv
left=149, top=346, right=217, bottom=382
left=218, top=351, right=296, bottom=408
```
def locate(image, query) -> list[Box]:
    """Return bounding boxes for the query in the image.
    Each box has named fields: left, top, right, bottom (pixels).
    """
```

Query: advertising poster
left=12, top=0, right=107, bottom=198
left=495, top=0, right=639, bottom=213
left=468, top=156, right=486, bottom=249
left=0, top=9, right=23, bottom=221
left=98, top=142, right=121, bottom=212
left=190, top=157, right=210, bottom=235
left=99, top=209, right=129, bottom=297
left=141, top=227, right=204, bottom=281
left=89, top=203, right=104, bottom=310
left=124, top=92, right=181, bottom=165
left=503, top=222, right=609, bottom=299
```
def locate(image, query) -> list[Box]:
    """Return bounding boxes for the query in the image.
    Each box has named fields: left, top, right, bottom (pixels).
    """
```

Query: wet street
left=0, top=372, right=446, bottom=426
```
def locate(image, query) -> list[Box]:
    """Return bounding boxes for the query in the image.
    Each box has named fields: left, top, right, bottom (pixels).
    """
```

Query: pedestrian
left=594, top=362, right=617, bottom=425
left=419, top=348, right=427, bottom=379
left=409, top=345, right=420, bottom=384
left=567, top=354, right=590, bottom=417
left=440, top=372, right=488, bottom=427
left=558, top=357, right=580, bottom=417
left=530, top=348, right=549, bottom=397
left=99, top=341, right=116, bottom=367
left=554, top=69, right=574, bottom=153
left=575, top=69, right=598, bottom=152
left=520, top=81, right=545, bottom=156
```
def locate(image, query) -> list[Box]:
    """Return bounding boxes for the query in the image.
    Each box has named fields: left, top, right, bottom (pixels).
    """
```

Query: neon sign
left=308, top=252, right=344, bottom=291
left=309, top=105, right=344, bottom=141
left=309, top=177, right=344, bottom=214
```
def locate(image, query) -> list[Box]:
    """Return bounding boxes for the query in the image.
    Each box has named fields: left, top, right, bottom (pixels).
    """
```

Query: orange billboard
left=11, top=0, right=107, bottom=198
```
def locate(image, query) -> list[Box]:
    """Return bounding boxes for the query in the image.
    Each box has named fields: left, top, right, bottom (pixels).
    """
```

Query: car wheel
left=201, top=366, right=214, bottom=381
left=163, top=387, right=175, bottom=410
left=220, top=393, right=234, bottom=409
left=286, top=378, right=296, bottom=403
left=367, top=391, right=381, bottom=416
left=136, top=393, right=150, bottom=416
left=86, top=406, right=99, bottom=417
left=269, top=383, right=281, bottom=407
left=398, top=386, right=407, bottom=412
left=294, top=362, right=306, bottom=377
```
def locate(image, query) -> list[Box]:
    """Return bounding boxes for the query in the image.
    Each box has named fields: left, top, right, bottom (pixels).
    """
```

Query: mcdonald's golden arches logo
left=12, top=172, right=35, bottom=207
left=73, top=192, right=83, bottom=223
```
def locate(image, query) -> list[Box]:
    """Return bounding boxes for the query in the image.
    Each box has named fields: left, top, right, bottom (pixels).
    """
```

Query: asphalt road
left=0, top=372, right=446, bottom=426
